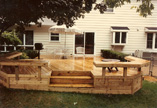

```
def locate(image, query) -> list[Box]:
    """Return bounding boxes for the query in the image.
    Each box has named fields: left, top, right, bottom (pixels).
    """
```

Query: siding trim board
left=145, top=27, right=157, bottom=33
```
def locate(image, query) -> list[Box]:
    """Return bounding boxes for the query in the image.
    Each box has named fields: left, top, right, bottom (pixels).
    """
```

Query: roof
left=111, top=26, right=129, bottom=32
left=145, top=27, right=157, bottom=32
left=111, top=26, right=129, bottom=30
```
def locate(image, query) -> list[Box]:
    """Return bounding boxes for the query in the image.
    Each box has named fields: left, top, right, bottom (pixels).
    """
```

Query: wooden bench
left=92, top=56, right=150, bottom=94
left=0, top=52, right=22, bottom=60
left=0, top=59, right=49, bottom=81
left=94, top=56, right=150, bottom=78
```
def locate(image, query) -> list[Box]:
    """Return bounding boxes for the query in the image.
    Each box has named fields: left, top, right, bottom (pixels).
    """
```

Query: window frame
left=112, top=31, right=128, bottom=45
left=49, top=32, right=60, bottom=42
left=146, top=33, right=157, bottom=50
left=0, top=30, right=34, bottom=52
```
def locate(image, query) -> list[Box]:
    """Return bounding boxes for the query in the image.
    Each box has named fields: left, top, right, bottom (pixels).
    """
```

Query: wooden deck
left=40, top=55, right=140, bottom=77
left=1, top=66, right=51, bottom=75
left=0, top=54, right=150, bottom=94
left=1, top=55, right=144, bottom=77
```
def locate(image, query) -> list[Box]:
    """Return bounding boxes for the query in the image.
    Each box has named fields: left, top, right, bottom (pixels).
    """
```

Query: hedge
left=17, top=50, right=38, bottom=59
left=101, top=50, right=128, bottom=61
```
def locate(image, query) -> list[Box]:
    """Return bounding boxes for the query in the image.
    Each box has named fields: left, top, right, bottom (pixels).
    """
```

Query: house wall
left=25, top=0, right=157, bottom=56
left=75, top=0, right=157, bottom=55
left=25, top=25, right=75, bottom=55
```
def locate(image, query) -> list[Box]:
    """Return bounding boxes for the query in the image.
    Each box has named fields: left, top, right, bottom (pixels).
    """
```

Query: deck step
left=49, top=84, right=94, bottom=88
left=50, top=76, right=92, bottom=79
left=51, top=71, right=91, bottom=76
left=50, top=78, right=93, bottom=84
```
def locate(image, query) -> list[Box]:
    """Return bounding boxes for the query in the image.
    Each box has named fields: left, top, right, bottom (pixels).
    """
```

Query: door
left=75, top=32, right=95, bottom=54
left=85, top=32, right=94, bottom=54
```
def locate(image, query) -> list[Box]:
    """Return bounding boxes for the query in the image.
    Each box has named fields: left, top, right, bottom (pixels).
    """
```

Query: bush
left=20, top=52, right=29, bottom=59
left=23, top=50, right=38, bottom=59
left=101, top=50, right=128, bottom=61
left=18, top=50, right=38, bottom=59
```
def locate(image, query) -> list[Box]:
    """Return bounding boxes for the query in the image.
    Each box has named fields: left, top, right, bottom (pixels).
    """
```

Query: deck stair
left=49, top=71, right=94, bottom=88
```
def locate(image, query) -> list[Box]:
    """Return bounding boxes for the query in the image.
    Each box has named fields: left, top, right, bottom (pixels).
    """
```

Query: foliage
left=20, top=50, right=38, bottom=59
left=0, top=30, right=22, bottom=46
left=20, top=52, right=29, bottom=59
left=0, top=0, right=154, bottom=35
left=0, top=81, right=156, bottom=108
left=101, top=49, right=128, bottom=61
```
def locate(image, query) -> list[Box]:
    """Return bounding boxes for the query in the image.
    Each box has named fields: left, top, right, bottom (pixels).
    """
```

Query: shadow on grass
left=0, top=81, right=157, bottom=108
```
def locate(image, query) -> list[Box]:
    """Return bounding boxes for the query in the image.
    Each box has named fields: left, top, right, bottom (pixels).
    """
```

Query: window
left=50, top=33, right=60, bottom=41
left=113, top=32, right=127, bottom=45
left=115, top=32, right=120, bottom=43
left=146, top=33, right=157, bottom=49
left=0, top=30, right=34, bottom=52
left=25, top=31, right=33, bottom=45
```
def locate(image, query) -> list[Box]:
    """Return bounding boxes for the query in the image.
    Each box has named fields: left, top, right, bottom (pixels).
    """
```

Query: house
left=0, top=0, right=157, bottom=56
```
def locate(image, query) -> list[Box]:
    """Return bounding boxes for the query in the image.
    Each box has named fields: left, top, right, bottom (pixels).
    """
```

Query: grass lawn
left=0, top=81, right=157, bottom=108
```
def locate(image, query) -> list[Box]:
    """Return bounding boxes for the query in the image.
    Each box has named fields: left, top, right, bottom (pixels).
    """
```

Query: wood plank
left=0, top=52, right=22, bottom=60
left=51, top=71, right=91, bottom=76
left=94, top=56, right=150, bottom=68
left=0, top=60, right=48, bottom=66
left=50, top=79, right=93, bottom=84
left=50, top=76, right=92, bottom=79
left=49, top=84, right=94, bottom=88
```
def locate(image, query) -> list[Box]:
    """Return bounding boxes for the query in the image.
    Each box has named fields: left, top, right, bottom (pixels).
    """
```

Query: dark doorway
left=75, top=32, right=94, bottom=54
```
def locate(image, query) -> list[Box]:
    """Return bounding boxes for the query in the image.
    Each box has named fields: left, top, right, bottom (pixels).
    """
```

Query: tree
left=0, top=30, right=22, bottom=46
left=0, top=0, right=154, bottom=35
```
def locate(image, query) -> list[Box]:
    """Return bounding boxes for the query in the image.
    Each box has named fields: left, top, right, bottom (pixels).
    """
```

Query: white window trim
left=0, top=31, right=34, bottom=52
left=146, top=33, right=157, bottom=50
left=49, top=32, right=61, bottom=42
left=112, top=31, right=128, bottom=45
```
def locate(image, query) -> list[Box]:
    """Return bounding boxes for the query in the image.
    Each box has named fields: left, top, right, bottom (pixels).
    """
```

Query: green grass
left=0, top=81, right=157, bottom=108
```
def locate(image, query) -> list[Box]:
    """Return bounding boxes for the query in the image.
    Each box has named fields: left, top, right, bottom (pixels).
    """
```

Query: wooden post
left=123, top=67, right=127, bottom=77
left=102, top=67, right=106, bottom=84
left=38, top=66, right=41, bottom=81
left=102, top=67, right=106, bottom=78
left=123, top=67, right=127, bottom=81
left=15, top=66, right=19, bottom=80
left=131, top=79, right=134, bottom=94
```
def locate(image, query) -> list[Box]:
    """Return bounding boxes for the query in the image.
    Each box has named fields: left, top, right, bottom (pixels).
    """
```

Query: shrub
left=20, top=52, right=29, bottom=59
left=101, top=50, right=128, bottom=61
left=23, top=50, right=38, bottom=59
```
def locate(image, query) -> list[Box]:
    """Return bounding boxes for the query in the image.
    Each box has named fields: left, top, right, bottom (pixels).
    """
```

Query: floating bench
left=0, top=51, right=22, bottom=60
left=92, top=56, right=150, bottom=94
left=0, top=59, right=48, bottom=80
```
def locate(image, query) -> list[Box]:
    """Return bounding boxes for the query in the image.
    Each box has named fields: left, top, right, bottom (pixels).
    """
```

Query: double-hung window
left=111, top=26, right=129, bottom=45
left=50, top=33, right=60, bottom=42
left=17, top=30, right=34, bottom=50
left=0, top=30, right=34, bottom=52
left=146, top=33, right=157, bottom=49
left=114, top=32, right=127, bottom=44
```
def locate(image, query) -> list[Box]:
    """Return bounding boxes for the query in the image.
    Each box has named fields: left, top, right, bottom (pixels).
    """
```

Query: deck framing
left=0, top=56, right=150, bottom=94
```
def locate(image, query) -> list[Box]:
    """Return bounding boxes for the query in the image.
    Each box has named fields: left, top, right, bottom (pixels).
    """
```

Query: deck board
left=41, top=55, right=139, bottom=77
left=1, top=55, right=140, bottom=76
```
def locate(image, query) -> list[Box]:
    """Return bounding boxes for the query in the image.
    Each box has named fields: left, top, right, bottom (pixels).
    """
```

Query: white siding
left=75, top=0, right=157, bottom=55
left=25, top=25, right=75, bottom=55
left=26, top=0, right=157, bottom=55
